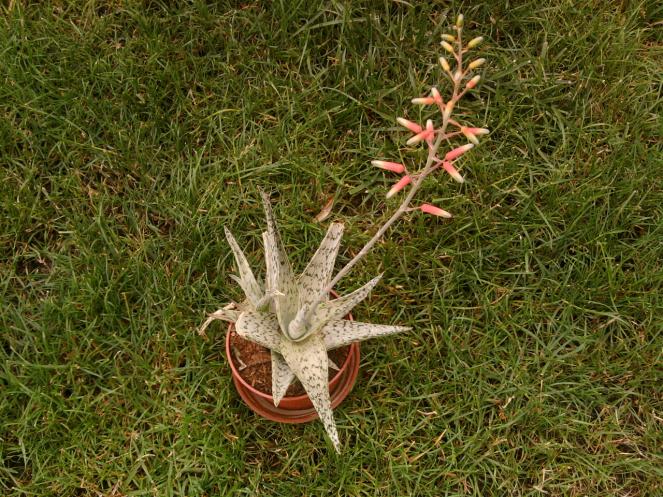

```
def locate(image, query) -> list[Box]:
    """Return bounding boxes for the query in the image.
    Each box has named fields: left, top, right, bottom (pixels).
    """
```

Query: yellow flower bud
left=468, top=36, right=484, bottom=49
left=443, top=101, right=454, bottom=121
left=439, top=57, right=451, bottom=72
left=455, top=14, right=464, bottom=28
left=441, top=34, right=455, bottom=42
left=440, top=41, right=454, bottom=54
left=468, top=58, right=486, bottom=70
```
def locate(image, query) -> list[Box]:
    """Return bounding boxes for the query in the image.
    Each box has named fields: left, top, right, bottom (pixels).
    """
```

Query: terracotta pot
left=225, top=313, right=360, bottom=424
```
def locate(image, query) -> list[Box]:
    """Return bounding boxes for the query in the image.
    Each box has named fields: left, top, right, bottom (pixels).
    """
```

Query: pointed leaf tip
left=299, top=222, right=345, bottom=309
left=260, top=193, right=298, bottom=335
left=280, top=333, right=341, bottom=452
left=312, top=273, right=383, bottom=327
left=224, top=226, right=263, bottom=307
left=322, top=319, right=410, bottom=349
left=271, top=352, right=295, bottom=407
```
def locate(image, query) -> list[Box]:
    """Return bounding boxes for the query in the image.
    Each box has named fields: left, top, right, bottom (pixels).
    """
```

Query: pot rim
left=226, top=291, right=355, bottom=403
left=226, top=325, right=356, bottom=403
left=231, top=342, right=360, bottom=423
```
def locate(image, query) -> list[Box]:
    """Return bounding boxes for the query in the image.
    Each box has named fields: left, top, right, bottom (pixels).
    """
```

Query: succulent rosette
left=201, top=192, right=409, bottom=452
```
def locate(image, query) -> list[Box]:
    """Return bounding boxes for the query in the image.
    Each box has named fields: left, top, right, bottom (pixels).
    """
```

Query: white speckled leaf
left=229, top=275, right=264, bottom=309
left=298, top=223, right=344, bottom=310
left=321, top=319, right=410, bottom=350
left=224, top=227, right=263, bottom=307
left=262, top=231, right=277, bottom=297
left=271, top=351, right=295, bottom=407
left=235, top=311, right=281, bottom=352
left=261, top=194, right=299, bottom=335
left=311, top=274, right=383, bottom=327
left=280, top=333, right=340, bottom=453
left=261, top=191, right=294, bottom=283
left=263, top=231, right=298, bottom=336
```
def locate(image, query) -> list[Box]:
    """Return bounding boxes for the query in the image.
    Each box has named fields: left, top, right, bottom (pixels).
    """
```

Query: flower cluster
left=371, top=14, right=489, bottom=218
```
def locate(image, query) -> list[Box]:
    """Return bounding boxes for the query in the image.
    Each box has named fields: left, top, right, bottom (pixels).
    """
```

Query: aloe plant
left=201, top=191, right=409, bottom=452
left=201, top=13, right=491, bottom=452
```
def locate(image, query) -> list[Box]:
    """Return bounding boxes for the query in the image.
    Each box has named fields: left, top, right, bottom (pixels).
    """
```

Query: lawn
left=1, top=1, right=662, bottom=496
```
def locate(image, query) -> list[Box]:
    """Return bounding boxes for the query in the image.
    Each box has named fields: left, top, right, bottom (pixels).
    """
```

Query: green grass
left=1, top=0, right=662, bottom=495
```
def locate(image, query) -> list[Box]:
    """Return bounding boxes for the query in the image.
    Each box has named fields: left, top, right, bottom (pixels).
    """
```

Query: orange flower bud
left=420, top=203, right=452, bottom=218
left=466, top=75, right=481, bottom=89
left=396, top=117, right=422, bottom=133
left=430, top=87, right=443, bottom=104
left=411, top=97, right=436, bottom=105
left=371, top=160, right=405, bottom=173
left=442, top=161, right=465, bottom=183
left=461, top=126, right=480, bottom=145
left=406, top=120, right=435, bottom=146
left=386, top=176, right=412, bottom=199
left=443, top=101, right=454, bottom=121
left=466, top=127, right=489, bottom=136
left=444, top=143, right=474, bottom=161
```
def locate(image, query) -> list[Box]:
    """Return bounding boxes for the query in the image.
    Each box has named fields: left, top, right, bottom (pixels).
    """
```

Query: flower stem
left=321, top=52, right=465, bottom=299
left=318, top=90, right=460, bottom=300
left=322, top=134, right=443, bottom=298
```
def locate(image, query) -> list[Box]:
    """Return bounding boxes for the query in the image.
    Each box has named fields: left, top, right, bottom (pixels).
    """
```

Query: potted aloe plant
left=200, top=14, right=490, bottom=453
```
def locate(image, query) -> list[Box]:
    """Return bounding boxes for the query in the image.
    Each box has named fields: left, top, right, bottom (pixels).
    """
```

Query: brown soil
left=229, top=330, right=350, bottom=397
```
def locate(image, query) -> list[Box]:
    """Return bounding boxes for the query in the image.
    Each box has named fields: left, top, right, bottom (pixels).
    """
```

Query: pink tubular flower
left=420, top=203, right=452, bottom=218
left=396, top=117, right=422, bottom=133
left=425, top=119, right=435, bottom=144
left=444, top=143, right=474, bottom=161
left=430, top=87, right=443, bottom=105
left=442, top=161, right=464, bottom=183
left=411, top=96, right=436, bottom=105
left=406, top=119, right=434, bottom=146
left=371, top=160, right=405, bottom=173
left=465, top=127, right=489, bottom=136
left=461, top=127, right=480, bottom=145
left=466, top=75, right=481, bottom=89
left=386, top=176, right=412, bottom=199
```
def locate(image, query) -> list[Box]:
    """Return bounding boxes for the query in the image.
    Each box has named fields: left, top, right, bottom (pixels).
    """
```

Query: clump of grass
left=1, top=1, right=661, bottom=496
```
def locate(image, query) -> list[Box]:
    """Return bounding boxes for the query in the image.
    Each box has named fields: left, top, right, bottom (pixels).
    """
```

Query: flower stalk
left=316, top=15, right=489, bottom=304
